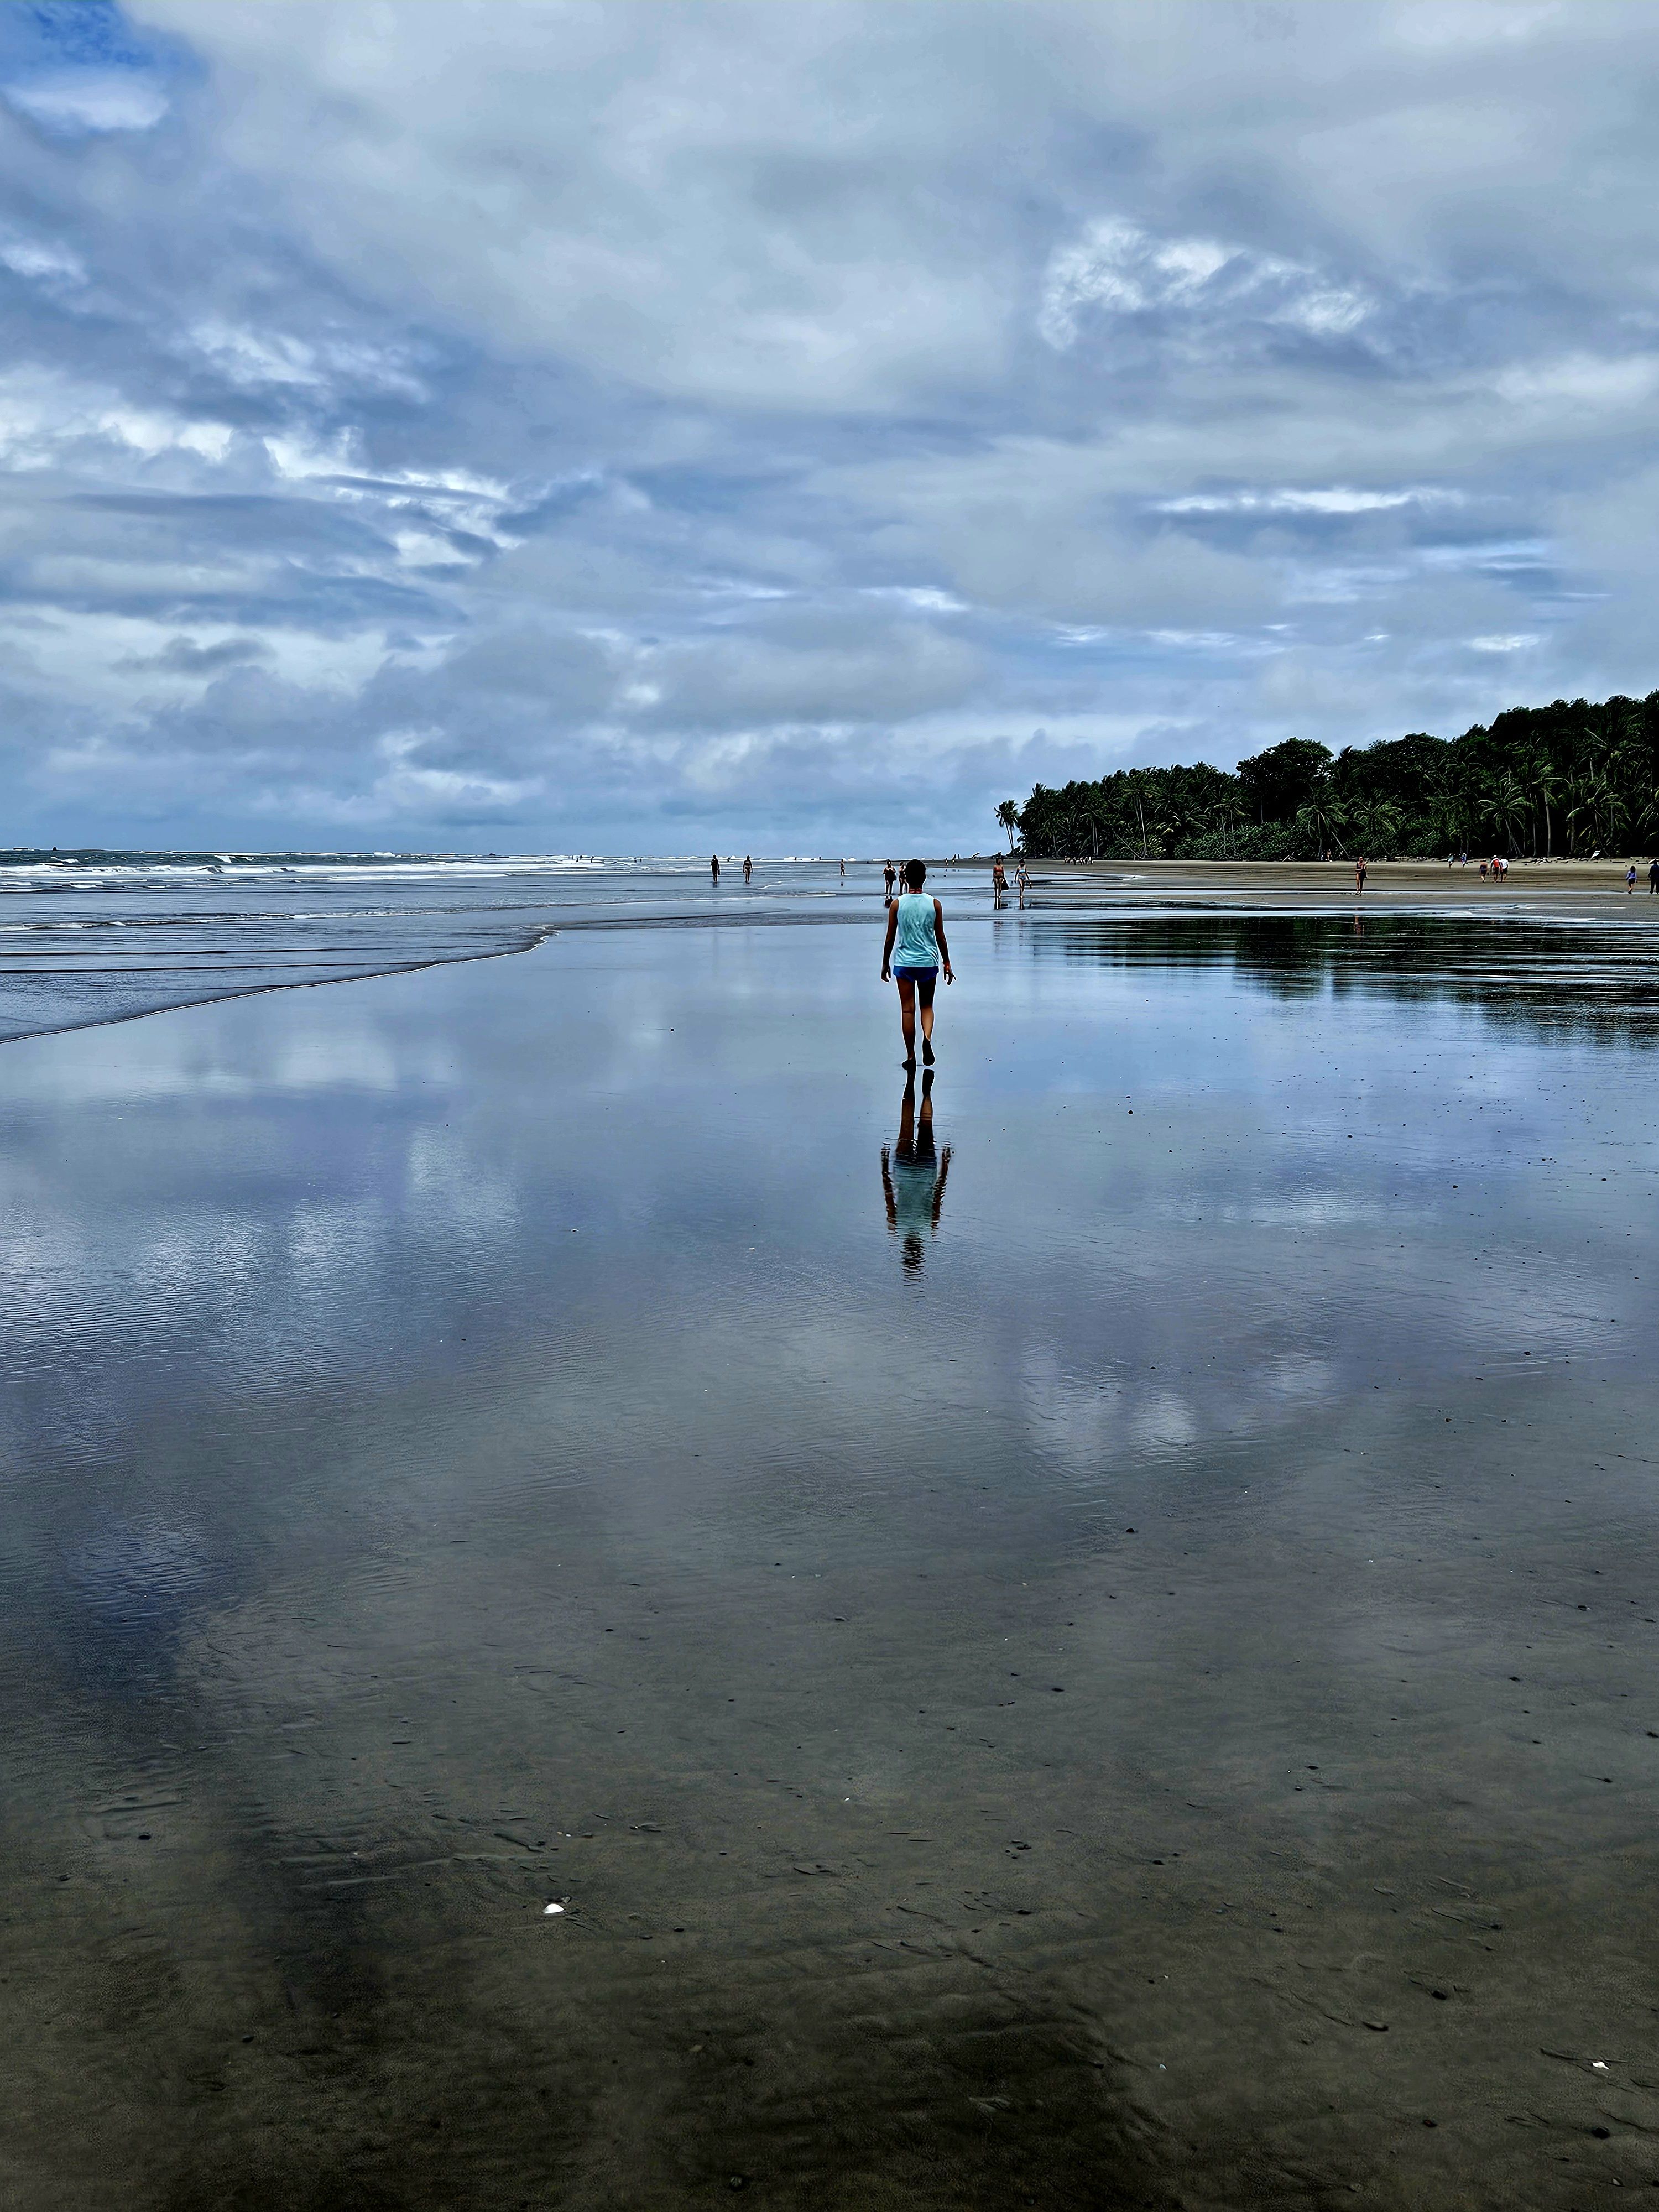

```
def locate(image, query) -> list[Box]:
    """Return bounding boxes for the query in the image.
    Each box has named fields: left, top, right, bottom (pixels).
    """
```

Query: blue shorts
left=893, top=965, right=938, bottom=982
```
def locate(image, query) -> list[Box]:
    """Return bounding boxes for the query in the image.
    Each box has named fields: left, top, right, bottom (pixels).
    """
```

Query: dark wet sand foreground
left=2, top=915, right=1657, bottom=2209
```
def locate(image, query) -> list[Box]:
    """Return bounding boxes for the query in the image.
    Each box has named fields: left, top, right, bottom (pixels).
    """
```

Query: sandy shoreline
left=988, top=857, right=1659, bottom=917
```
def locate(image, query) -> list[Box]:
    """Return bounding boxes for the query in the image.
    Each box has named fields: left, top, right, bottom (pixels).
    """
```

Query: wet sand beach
left=3, top=901, right=1658, bottom=2208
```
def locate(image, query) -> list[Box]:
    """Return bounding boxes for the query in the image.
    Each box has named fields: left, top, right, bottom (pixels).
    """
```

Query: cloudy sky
left=0, top=1, right=1656, bottom=853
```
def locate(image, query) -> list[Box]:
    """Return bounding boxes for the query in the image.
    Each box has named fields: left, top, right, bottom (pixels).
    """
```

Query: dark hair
left=903, top=858, right=926, bottom=889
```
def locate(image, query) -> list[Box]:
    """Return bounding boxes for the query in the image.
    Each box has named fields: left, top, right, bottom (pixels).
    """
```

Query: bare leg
left=917, top=971, right=938, bottom=1062
left=896, top=975, right=917, bottom=1063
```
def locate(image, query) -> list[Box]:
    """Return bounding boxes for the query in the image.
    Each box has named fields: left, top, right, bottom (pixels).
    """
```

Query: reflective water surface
left=3, top=910, right=1658, bottom=2208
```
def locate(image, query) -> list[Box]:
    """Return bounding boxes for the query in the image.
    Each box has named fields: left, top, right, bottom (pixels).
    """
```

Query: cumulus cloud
left=4, top=70, right=168, bottom=134
left=1155, top=487, right=1463, bottom=516
left=0, top=0, right=1647, bottom=849
left=1039, top=216, right=1372, bottom=351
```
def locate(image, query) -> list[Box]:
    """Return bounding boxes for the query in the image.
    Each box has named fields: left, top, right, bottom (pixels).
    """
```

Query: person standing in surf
left=881, top=859, right=953, bottom=1067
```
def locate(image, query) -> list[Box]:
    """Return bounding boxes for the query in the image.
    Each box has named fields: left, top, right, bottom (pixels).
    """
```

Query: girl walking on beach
left=881, top=860, right=954, bottom=1068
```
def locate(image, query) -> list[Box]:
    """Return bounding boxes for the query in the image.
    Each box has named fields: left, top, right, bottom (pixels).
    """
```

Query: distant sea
left=0, top=851, right=880, bottom=1042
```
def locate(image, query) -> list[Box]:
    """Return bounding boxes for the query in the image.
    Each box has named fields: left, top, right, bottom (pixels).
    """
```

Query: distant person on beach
left=883, top=859, right=897, bottom=901
left=840, top=858, right=846, bottom=878
left=711, top=853, right=720, bottom=883
left=1627, top=864, right=1637, bottom=895
left=743, top=855, right=753, bottom=884
left=881, top=859, right=954, bottom=1069
left=1650, top=859, right=1658, bottom=893
left=1355, top=855, right=1367, bottom=894
left=881, top=1070, right=951, bottom=1276
left=1016, top=860, right=1029, bottom=905
left=1479, top=859, right=1488, bottom=880
left=991, top=857, right=1006, bottom=904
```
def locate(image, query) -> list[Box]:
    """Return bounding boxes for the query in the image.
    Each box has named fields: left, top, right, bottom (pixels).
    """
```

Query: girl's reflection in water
left=881, top=1070, right=952, bottom=1275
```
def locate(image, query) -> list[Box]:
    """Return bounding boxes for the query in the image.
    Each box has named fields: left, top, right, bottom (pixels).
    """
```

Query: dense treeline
left=1012, top=690, right=1659, bottom=861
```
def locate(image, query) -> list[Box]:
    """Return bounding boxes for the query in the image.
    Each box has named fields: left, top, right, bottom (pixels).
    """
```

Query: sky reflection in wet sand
left=2, top=912, right=1656, bottom=2208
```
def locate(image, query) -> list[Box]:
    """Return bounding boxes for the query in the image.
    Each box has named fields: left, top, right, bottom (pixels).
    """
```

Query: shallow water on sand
left=3, top=911, right=1659, bottom=2208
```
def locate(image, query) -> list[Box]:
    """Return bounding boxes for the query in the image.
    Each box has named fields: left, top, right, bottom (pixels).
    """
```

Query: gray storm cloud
left=0, top=0, right=1652, bottom=849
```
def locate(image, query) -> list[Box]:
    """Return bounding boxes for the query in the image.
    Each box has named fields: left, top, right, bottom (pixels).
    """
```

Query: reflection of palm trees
left=881, top=1071, right=952, bottom=1276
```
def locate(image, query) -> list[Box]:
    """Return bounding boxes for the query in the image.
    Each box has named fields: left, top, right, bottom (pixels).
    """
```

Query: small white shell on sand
left=543, top=1902, right=565, bottom=1916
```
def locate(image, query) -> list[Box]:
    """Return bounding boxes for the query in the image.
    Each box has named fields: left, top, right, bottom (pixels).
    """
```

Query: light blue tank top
left=893, top=890, right=940, bottom=968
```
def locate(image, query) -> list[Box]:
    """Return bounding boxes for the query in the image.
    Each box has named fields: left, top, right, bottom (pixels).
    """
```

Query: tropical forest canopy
left=1012, top=691, right=1659, bottom=861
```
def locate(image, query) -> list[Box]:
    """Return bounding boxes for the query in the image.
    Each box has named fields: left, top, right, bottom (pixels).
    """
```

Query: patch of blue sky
left=0, top=2, right=193, bottom=136
left=12, top=3, right=156, bottom=70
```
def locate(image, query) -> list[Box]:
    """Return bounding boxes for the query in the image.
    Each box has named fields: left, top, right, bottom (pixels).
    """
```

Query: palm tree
left=1567, top=771, right=1624, bottom=856
left=1425, top=784, right=1464, bottom=855
left=1211, top=794, right=1246, bottom=858
left=1349, top=796, right=1402, bottom=856
left=1294, top=791, right=1348, bottom=857
left=995, top=800, right=1020, bottom=852
left=1482, top=773, right=1529, bottom=855
left=1525, top=756, right=1560, bottom=858
left=1120, top=770, right=1156, bottom=859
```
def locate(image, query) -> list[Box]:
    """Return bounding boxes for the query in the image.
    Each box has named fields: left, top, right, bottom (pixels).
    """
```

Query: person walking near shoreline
left=711, top=853, right=720, bottom=883
left=1649, top=858, right=1658, bottom=893
left=743, top=855, right=753, bottom=884
left=1355, top=855, right=1368, bottom=894
left=881, top=859, right=953, bottom=1068
left=1627, top=863, right=1637, bottom=895
left=883, top=859, right=897, bottom=901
